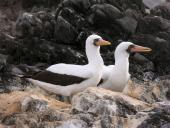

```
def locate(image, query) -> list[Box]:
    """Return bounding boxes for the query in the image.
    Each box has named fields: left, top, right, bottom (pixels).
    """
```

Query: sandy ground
left=0, top=87, right=71, bottom=115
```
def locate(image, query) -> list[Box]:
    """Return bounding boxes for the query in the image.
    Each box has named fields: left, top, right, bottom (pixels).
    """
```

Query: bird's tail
left=27, top=78, right=71, bottom=96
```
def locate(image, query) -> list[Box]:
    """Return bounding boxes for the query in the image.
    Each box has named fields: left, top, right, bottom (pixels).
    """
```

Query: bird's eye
left=126, top=44, right=135, bottom=53
left=93, top=38, right=100, bottom=46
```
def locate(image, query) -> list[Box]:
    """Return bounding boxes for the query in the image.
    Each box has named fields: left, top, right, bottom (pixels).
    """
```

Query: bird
left=98, top=41, right=152, bottom=92
left=27, top=34, right=111, bottom=96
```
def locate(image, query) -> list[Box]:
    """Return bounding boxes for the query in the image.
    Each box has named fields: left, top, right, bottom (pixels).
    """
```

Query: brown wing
left=32, top=70, right=87, bottom=86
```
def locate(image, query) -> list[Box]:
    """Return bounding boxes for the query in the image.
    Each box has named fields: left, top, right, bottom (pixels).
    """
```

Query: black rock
left=151, top=2, right=170, bottom=20
left=0, top=54, right=8, bottom=65
left=63, top=0, right=144, bottom=12
left=116, top=16, right=138, bottom=34
left=105, top=0, right=144, bottom=11
left=35, top=11, right=56, bottom=40
left=60, top=7, right=86, bottom=31
left=1, top=0, right=170, bottom=79
left=88, top=3, right=123, bottom=26
left=131, top=34, right=170, bottom=75
left=137, top=16, right=170, bottom=37
left=15, top=12, right=43, bottom=37
left=54, top=16, right=78, bottom=44
left=16, top=11, right=55, bottom=40
left=131, top=34, right=170, bottom=62
left=62, top=0, right=102, bottom=13
left=21, top=0, right=60, bottom=9
left=125, top=8, right=143, bottom=20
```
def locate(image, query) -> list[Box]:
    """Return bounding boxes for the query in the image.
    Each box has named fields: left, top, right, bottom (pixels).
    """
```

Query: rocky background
left=0, top=0, right=170, bottom=127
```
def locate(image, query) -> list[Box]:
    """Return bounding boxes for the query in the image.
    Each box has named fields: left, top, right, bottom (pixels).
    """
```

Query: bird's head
left=115, top=41, right=152, bottom=58
left=85, top=34, right=111, bottom=65
left=86, top=34, right=111, bottom=49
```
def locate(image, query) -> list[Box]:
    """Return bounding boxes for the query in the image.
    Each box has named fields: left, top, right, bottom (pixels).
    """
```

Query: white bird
left=28, top=34, right=111, bottom=96
left=98, top=42, right=152, bottom=92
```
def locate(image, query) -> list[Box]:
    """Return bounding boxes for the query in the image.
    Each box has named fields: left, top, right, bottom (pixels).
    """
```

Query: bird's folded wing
left=31, top=64, right=93, bottom=86
left=46, top=64, right=92, bottom=78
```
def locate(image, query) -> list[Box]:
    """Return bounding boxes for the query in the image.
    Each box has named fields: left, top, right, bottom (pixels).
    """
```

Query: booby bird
left=98, top=42, right=152, bottom=91
left=28, top=34, right=111, bottom=96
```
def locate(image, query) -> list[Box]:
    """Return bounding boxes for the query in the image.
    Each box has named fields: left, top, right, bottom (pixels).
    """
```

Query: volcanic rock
left=1, top=87, right=170, bottom=128
left=151, top=2, right=170, bottom=20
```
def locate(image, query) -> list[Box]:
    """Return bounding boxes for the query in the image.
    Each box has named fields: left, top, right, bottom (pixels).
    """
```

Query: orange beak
left=95, top=39, right=111, bottom=46
left=130, top=45, right=152, bottom=53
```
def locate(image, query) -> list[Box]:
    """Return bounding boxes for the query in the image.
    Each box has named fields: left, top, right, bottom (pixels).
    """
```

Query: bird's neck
left=115, top=55, right=129, bottom=74
left=86, top=46, right=103, bottom=67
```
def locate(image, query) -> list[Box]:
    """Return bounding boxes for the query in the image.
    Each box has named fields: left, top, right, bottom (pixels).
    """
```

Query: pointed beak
left=95, top=39, right=111, bottom=46
left=130, top=45, right=152, bottom=53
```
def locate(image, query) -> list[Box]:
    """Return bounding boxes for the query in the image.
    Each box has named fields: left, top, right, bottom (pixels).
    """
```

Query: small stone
left=21, top=96, right=48, bottom=112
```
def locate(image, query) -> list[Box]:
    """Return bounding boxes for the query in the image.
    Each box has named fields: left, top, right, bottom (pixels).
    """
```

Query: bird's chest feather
left=110, top=70, right=130, bottom=86
left=88, top=65, right=103, bottom=84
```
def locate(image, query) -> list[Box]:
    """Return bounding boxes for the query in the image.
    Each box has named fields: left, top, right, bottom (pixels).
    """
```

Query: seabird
left=98, top=42, right=152, bottom=91
left=28, top=34, right=111, bottom=96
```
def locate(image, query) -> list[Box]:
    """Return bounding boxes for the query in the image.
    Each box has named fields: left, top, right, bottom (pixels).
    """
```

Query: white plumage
left=98, top=42, right=152, bottom=92
left=28, top=34, right=111, bottom=96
